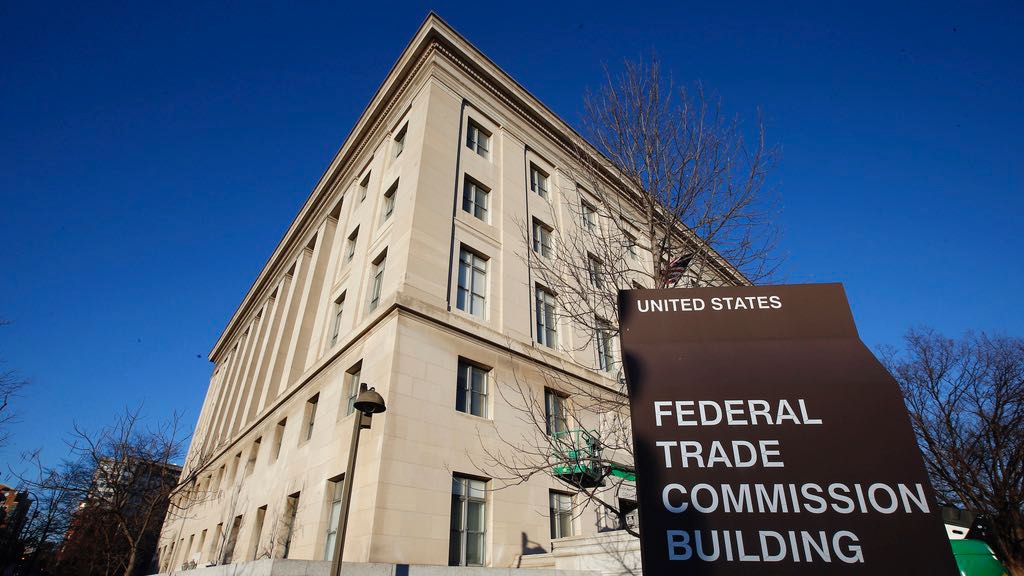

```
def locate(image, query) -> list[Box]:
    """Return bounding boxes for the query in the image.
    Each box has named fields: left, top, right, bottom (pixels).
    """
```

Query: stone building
left=157, top=13, right=738, bottom=574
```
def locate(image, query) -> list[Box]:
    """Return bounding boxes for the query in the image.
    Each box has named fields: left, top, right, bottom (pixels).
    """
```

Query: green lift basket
left=551, top=429, right=636, bottom=487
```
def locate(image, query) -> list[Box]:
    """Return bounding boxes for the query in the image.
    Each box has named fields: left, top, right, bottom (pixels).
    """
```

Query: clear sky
left=2, top=1, right=1021, bottom=475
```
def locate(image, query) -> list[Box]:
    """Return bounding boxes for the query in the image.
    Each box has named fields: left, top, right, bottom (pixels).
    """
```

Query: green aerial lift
left=551, top=429, right=635, bottom=488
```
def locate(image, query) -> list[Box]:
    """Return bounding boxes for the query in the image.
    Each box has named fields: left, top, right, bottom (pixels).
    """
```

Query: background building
left=0, top=484, right=31, bottom=567
left=61, top=458, right=181, bottom=576
left=158, top=14, right=735, bottom=574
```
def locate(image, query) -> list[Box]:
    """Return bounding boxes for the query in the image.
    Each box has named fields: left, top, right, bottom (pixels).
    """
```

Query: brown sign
left=618, top=284, right=957, bottom=575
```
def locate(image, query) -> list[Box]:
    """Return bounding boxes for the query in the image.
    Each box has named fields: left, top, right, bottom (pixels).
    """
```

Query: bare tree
left=20, top=407, right=212, bottom=576
left=4, top=450, right=80, bottom=575
left=479, top=57, right=779, bottom=561
left=1, top=319, right=27, bottom=448
left=883, top=328, right=1024, bottom=574
left=536, top=57, right=778, bottom=342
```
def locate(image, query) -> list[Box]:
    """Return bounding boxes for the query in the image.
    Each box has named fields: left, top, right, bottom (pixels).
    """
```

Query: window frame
left=344, top=364, right=362, bottom=417
left=461, top=176, right=490, bottom=222
left=223, top=515, right=242, bottom=563
left=272, top=418, right=286, bottom=461
left=330, top=292, right=346, bottom=346
left=345, top=227, right=359, bottom=262
left=456, top=247, right=488, bottom=319
left=449, top=475, right=488, bottom=567
left=530, top=164, right=549, bottom=199
left=244, top=437, right=261, bottom=477
left=323, top=475, right=345, bottom=560
left=466, top=120, right=491, bottom=158
left=624, top=231, right=638, bottom=258
left=382, top=179, right=398, bottom=222
left=595, top=319, right=614, bottom=372
left=303, top=394, right=319, bottom=442
left=281, top=492, right=300, bottom=559
left=587, top=254, right=603, bottom=289
left=455, top=358, right=490, bottom=419
left=393, top=124, right=407, bottom=158
left=549, top=491, right=574, bottom=539
left=368, top=250, right=387, bottom=311
left=545, top=389, right=568, bottom=436
left=535, top=286, right=557, bottom=348
left=581, top=201, right=598, bottom=232
left=532, top=219, right=553, bottom=258
left=358, top=172, right=370, bottom=202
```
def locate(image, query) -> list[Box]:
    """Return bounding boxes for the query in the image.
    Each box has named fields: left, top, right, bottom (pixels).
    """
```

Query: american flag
left=659, top=254, right=692, bottom=288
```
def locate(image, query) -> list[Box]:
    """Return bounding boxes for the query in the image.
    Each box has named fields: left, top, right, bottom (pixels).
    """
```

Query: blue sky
left=1, top=1, right=1021, bottom=475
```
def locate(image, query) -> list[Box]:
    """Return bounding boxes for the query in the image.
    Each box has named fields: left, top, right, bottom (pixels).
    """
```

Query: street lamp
left=329, top=383, right=386, bottom=576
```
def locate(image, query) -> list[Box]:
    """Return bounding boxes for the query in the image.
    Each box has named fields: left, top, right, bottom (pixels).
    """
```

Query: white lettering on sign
left=656, top=440, right=784, bottom=468
left=659, top=482, right=929, bottom=515
left=636, top=295, right=783, bottom=313
left=654, top=399, right=822, bottom=427
left=666, top=529, right=864, bottom=564
left=710, top=295, right=783, bottom=311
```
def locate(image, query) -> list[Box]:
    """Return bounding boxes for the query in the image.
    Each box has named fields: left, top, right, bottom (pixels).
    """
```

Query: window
left=545, top=389, right=568, bottom=435
left=210, top=523, right=223, bottom=563
left=196, top=529, right=207, bottom=564
left=272, top=419, right=286, bottom=461
left=184, top=533, right=195, bottom=567
left=619, top=498, right=639, bottom=531
left=596, top=319, right=614, bottom=372
left=466, top=121, right=490, bottom=157
left=244, top=437, right=261, bottom=477
left=345, top=365, right=362, bottom=416
left=382, top=179, right=397, bottom=222
left=394, top=124, right=407, bottom=157
left=250, top=506, right=266, bottom=560
left=532, top=219, right=552, bottom=258
left=223, top=515, right=242, bottom=563
left=346, top=227, right=359, bottom=262
left=462, top=176, right=489, bottom=222
left=330, top=293, right=346, bottom=346
left=368, top=250, right=387, bottom=311
left=232, top=452, right=242, bottom=482
left=581, top=201, right=597, bottom=232
left=303, top=394, right=319, bottom=442
left=624, top=232, right=638, bottom=258
left=535, top=287, right=557, bottom=348
left=456, top=359, right=489, bottom=418
left=323, top=476, right=345, bottom=560
left=449, top=475, right=487, bottom=566
left=587, top=254, right=603, bottom=288
left=281, top=492, right=300, bottom=559
left=549, top=492, right=574, bottom=539
left=359, top=172, right=370, bottom=202
left=456, top=248, right=487, bottom=318
left=530, top=164, right=549, bottom=198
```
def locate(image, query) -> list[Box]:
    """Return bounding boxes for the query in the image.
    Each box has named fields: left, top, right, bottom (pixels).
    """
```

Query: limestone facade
left=157, top=14, right=730, bottom=573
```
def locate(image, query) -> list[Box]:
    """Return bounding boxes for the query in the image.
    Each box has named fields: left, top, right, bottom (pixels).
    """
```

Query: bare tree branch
left=883, top=328, right=1024, bottom=574
left=0, top=319, right=28, bottom=449
left=475, top=58, right=781, bottom=566
left=15, top=405, right=213, bottom=576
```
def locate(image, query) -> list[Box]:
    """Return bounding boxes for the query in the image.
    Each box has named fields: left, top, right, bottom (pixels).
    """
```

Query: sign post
left=618, top=283, right=957, bottom=575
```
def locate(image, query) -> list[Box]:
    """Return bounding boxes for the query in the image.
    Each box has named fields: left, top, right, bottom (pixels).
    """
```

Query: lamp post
left=329, top=383, right=386, bottom=576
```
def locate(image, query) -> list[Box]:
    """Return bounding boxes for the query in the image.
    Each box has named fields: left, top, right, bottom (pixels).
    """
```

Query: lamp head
left=353, top=385, right=386, bottom=415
